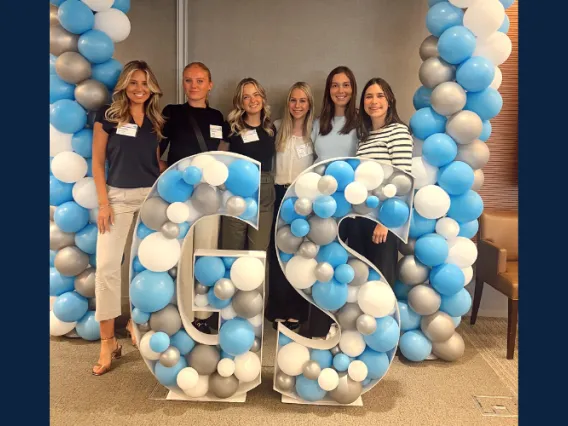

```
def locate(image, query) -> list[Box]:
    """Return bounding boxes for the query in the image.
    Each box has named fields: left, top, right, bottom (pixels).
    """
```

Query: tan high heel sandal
left=126, top=319, right=137, bottom=347
left=92, top=337, right=122, bottom=376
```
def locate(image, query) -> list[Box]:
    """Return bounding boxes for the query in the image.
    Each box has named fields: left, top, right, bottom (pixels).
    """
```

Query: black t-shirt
left=160, top=103, right=230, bottom=166
left=227, top=123, right=276, bottom=173
left=95, top=105, right=160, bottom=188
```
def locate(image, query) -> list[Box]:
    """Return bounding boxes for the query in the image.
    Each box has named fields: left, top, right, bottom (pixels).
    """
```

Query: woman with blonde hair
left=91, top=60, right=166, bottom=375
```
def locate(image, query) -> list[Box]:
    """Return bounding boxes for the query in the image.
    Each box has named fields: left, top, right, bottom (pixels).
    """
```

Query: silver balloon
left=186, top=344, right=220, bottom=375
left=192, top=184, right=221, bottom=214
left=419, top=57, right=455, bottom=89
left=307, top=217, right=338, bottom=246
left=421, top=311, right=455, bottom=343
left=160, top=221, right=180, bottom=239
left=159, top=346, right=181, bottom=367
left=88, top=298, right=97, bottom=311
left=195, top=283, right=209, bottom=295
left=302, top=360, right=322, bottom=380
left=226, top=196, right=247, bottom=216
left=314, top=262, right=334, bottom=283
left=194, top=310, right=213, bottom=320
left=140, top=197, right=169, bottom=231
left=337, top=303, right=363, bottom=330
left=390, top=174, right=413, bottom=196
left=50, top=4, right=59, bottom=26
left=50, top=221, right=75, bottom=250
left=138, top=322, right=150, bottom=333
left=356, top=314, right=377, bottom=335
left=50, top=25, right=79, bottom=56
left=353, top=203, right=373, bottom=215
left=213, top=278, right=236, bottom=300
left=456, top=140, right=490, bottom=170
left=50, top=205, right=57, bottom=221
left=419, top=35, right=439, bottom=61
left=432, top=332, right=465, bottom=361
left=74, top=79, right=110, bottom=112
left=275, top=371, right=296, bottom=392
left=397, top=255, right=429, bottom=286
left=398, top=238, right=416, bottom=256
left=330, top=345, right=341, bottom=355
left=312, top=164, right=326, bottom=175
left=329, top=374, right=362, bottom=404
left=294, top=198, right=313, bottom=216
left=250, top=337, right=261, bottom=352
left=446, top=110, right=483, bottom=145
left=74, top=267, right=96, bottom=298
left=209, top=372, right=239, bottom=399
left=408, top=285, right=441, bottom=316
left=276, top=225, right=303, bottom=254
left=55, top=52, right=91, bottom=84
left=298, top=241, right=319, bottom=259
left=149, top=304, right=182, bottom=336
left=232, top=290, right=263, bottom=319
left=54, top=246, right=89, bottom=277
left=168, top=267, right=178, bottom=279
left=430, top=82, right=467, bottom=116
left=472, top=169, right=485, bottom=191
left=303, top=287, right=312, bottom=295
left=317, top=175, right=338, bottom=195
left=348, top=259, right=369, bottom=287
left=218, top=183, right=227, bottom=191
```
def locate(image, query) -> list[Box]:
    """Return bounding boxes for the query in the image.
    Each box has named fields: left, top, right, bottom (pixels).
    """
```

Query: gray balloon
left=298, top=241, right=319, bottom=259
left=446, top=110, right=483, bottom=145
left=302, top=360, right=322, bottom=380
left=140, top=197, right=169, bottom=231
left=160, top=221, right=180, bottom=239
left=353, top=202, right=373, bottom=215
left=314, top=262, right=334, bottom=283
left=329, top=374, right=363, bottom=404
left=168, top=267, right=178, bottom=279
left=88, top=298, right=96, bottom=311
left=472, top=169, right=484, bottom=191
left=330, top=345, right=341, bottom=355
left=149, top=304, right=181, bottom=336
left=356, top=314, right=377, bottom=335
left=50, top=25, right=79, bottom=56
left=209, top=372, right=239, bottom=399
left=159, top=346, right=181, bottom=367
left=50, top=205, right=57, bottom=221
left=419, top=35, right=439, bottom=61
left=397, top=256, right=429, bottom=286
left=348, top=259, right=369, bottom=287
left=74, top=79, right=109, bottom=111
left=398, top=238, right=416, bottom=256
left=54, top=246, right=89, bottom=277
left=390, top=174, right=413, bottom=196
left=218, top=183, right=227, bottom=191
left=186, top=344, right=220, bottom=375
left=55, top=52, right=91, bottom=84
left=194, top=310, right=213, bottom=320
left=195, top=283, right=209, bottom=295
left=50, top=221, right=75, bottom=250
left=294, top=198, right=313, bottom=216
left=312, top=164, right=326, bottom=175
left=317, top=175, right=338, bottom=195
left=421, top=311, right=455, bottom=343
left=250, top=337, right=261, bottom=353
left=303, top=287, right=312, bottom=295
left=192, top=184, right=221, bottom=214
left=419, top=57, right=455, bottom=89
left=276, top=225, right=303, bottom=254
left=232, top=290, right=263, bottom=319
left=138, top=322, right=150, bottom=333
left=226, top=196, right=247, bottom=216
left=408, top=285, right=441, bottom=316
left=50, top=4, right=59, bottom=26
left=432, top=332, right=465, bottom=361
left=337, top=303, right=363, bottom=330
left=275, top=371, right=295, bottom=392
left=430, top=82, right=467, bottom=116
left=456, top=140, right=490, bottom=170
left=307, top=217, right=338, bottom=246
left=214, top=278, right=236, bottom=300
left=74, top=267, right=96, bottom=298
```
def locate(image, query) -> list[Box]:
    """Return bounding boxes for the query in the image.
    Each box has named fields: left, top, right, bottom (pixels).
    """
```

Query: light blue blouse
left=311, top=116, right=358, bottom=162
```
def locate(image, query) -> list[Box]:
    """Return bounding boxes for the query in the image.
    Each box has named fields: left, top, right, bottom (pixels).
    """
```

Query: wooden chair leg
left=507, top=299, right=518, bottom=359
left=470, top=277, right=484, bottom=325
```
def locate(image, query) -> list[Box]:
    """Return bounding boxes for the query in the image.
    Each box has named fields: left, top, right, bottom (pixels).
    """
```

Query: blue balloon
left=312, top=279, right=348, bottom=311
left=291, top=218, right=310, bottom=237
left=295, top=375, right=327, bottom=402
left=158, top=169, right=194, bottom=203
left=413, top=86, right=432, bottom=110
left=78, top=29, right=115, bottom=64
left=50, top=268, right=75, bottom=296
left=207, top=289, right=232, bottom=309
left=279, top=251, right=293, bottom=262
left=75, top=311, right=100, bottom=341
left=394, top=280, right=412, bottom=300
left=155, top=357, right=187, bottom=387
left=50, top=100, right=87, bottom=134
left=325, top=161, right=354, bottom=191
left=74, top=223, right=98, bottom=254
left=331, top=191, right=352, bottom=217
left=458, top=219, right=479, bottom=239
left=280, top=197, right=303, bottom=223
left=423, top=133, right=458, bottom=167
left=410, top=107, right=447, bottom=140
left=178, top=222, right=190, bottom=239
left=220, top=350, right=235, bottom=360
left=240, top=198, right=258, bottom=220
left=363, top=316, right=400, bottom=352
left=279, top=333, right=292, bottom=346
left=51, top=1, right=65, bottom=7
left=89, top=254, right=97, bottom=268
left=112, top=0, right=131, bottom=13
left=317, top=242, right=348, bottom=267
left=171, top=330, right=195, bottom=355
left=54, top=201, right=89, bottom=233
left=132, top=256, right=145, bottom=274
left=358, top=348, right=389, bottom=380
left=426, top=2, right=464, bottom=37
left=222, top=257, right=237, bottom=269
left=499, top=0, right=515, bottom=9
left=456, top=56, right=496, bottom=93
left=409, top=209, right=437, bottom=239
left=131, top=307, right=150, bottom=324
left=448, top=190, right=484, bottom=223
left=440, top=288, right=472, bottom=317
left=346, top=159, right=360, bottom=170
left=415, top=233, right=449, bottom=267
left=379, top=198, right=410, bottom=229
left=194, top=256, right=225, bottom=286
left=53, top=291, right=89, bottom=322
left=71, top=128, right=93, bottom=158
left=219, top=318, right=255, bottom=356
left=182, top=166, right=202, bottom=185
left=438, top=161, right=474, bottom=195
left=368, top=269, right=381, bottom=281
left=50, top=54, right=57, bottom=74
left=399, top=330, right=432, bottom=362
left=333, top=354, right=351, bottom=372
left=225, top=159, right=260, bottom=197
left=366, top=195, right=379, bottom=209
left=438, top=26, right=476, bottom=65
left=313, top=195, right=337, bottom=218
left=150, top=332, right=170, bottom=353
left=465, top=88, right=503, bottom=121
left=92, top=59, right=123, bottom=89
left=130, top=271, right=175, bottom=313
left=50, top=250, right=57, bottom=267
left=136, top=222, right=156, bottom=239
left=498, top=14, right=510, bottom=33
left=310, top=349, right=333, bottom=369
left=428, top=0, right=446, bottom=6
left=451, top=316, right=462, bottom=327
left=58, top=0, right=94, bottom=35
left=480, top=120, right=492, bottom=141
left=50, top=175, right=74, bottom=206
left=430, top=263, right=465, bottom=296
left=334, top=264, right=355, bottom=284
left=50, top=74, right=75, bottom=103
left=399, top=301, right=421, bottom=331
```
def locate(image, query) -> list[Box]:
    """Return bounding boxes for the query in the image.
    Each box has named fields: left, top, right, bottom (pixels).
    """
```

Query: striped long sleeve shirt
left=356, top=123, right=413, bottom=173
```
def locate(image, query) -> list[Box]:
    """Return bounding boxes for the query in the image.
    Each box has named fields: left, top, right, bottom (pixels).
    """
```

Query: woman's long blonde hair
left=275, top=82, right=315, bottom=152
left=105, top=60, right=165, bottom=140
left=227, top=78, right=274, bottom=137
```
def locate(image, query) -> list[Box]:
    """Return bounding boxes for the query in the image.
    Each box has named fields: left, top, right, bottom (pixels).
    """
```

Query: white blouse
left=274, top=134, right=315, bottom=185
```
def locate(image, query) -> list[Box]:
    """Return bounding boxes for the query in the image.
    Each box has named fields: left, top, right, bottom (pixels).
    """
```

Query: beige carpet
left=50, top=318, right=518, bottom=426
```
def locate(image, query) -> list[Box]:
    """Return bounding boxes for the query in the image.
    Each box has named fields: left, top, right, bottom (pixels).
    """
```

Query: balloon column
left=49, top=0, right=131, bottom=341
left=397, top=0, right=514, bottom=362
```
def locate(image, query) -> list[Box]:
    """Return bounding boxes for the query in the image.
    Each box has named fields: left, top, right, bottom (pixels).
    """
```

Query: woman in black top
left=92, top=60, right=166, bottom=376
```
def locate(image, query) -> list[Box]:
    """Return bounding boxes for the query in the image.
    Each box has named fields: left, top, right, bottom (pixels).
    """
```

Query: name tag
left=210, top=124, right=223, bottom=139
left=116, top=123, right=138, bottom=137
left=242, top=129, right=260, bottom=143
left=296, top=143, right=313, bottom=159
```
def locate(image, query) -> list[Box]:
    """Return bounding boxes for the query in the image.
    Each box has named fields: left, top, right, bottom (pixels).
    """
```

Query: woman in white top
left=266, top=82, right=315, bottom=331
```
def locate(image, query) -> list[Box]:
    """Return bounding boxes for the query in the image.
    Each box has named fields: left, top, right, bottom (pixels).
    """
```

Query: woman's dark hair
left=319, top=66, right=358, bottom=136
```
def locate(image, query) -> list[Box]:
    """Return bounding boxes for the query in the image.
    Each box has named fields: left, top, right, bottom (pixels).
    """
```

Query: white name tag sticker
left=210, top=124, right=223, bottom=139
left=116, top=123, right=138, bottom=137
left=242, top=129, right=260, bottom=143
left=296, top=143, right=313, bottom=159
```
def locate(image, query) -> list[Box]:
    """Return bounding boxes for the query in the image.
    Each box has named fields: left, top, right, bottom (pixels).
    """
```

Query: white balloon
left=81, top=0, right=114, bottom=12
left=217, top=359, right=236, bottom=378
left=473, top=31, right=512, bottom=66
left=230, top=257, right=264, bottom=291
left=435, top=217, right=460, bottom=239
left=347, top=285, right=359, bottom=303
left=202, top=160, right=229, bottom=187
left=221, top=189, right=234, bottom=207
left=50, top=296, right=57, bottom=311
left=93, top=9, right=131, bottom=43
left=177, top=367, right=199, bottom=390
left=318, top=368, right=339, bottom=391
left=490, top=66, right=503, bottom=90
left=464, top=0, right=505, bottom=39
left=52, top=152, right=88, bottom=183
left=183, top=200, right=202, bottom=223
left=344, top=181, right=368, bottom=205
left=50, top=124, right=73, bottom=157
left=139, top=331, right=161, bottom=360
left=277, top=342, right=310, bottom=376
left=357, top=281, right=396, bottom=318
left=449, top=0, right=478, bottom=7
left=446, top=237, right=478, bottom=268
left=339, top=330, right=366, bottom=357
left=414, top=185, right=451, bottom=219
left=194, top=294, right=208, bottom=308
left=167, top=202, right=190, bottom=223
left=285, top=256, right=317, bottom=289
left=221, top=304, right=237, bottom=320
left=248, top=313, right=263, bottom=328
left=234, top=351, right=261, bottom=382
left=177, top=158, right=193, bottom=172
left=382, top=184, right=397, bottom=198
left=462, top=266, right=474, bottom=286
left=183, top=374, right=209, bottom=397
left=72, top=177, right=98, bottom=209
left=295, top=172, right=322, bottom=200
left=191, top=154, right=216, bottom=171
left=411, top=157, right=438, bottom=189
left=50, top=311, right=77, bottom=336
left=348, top=360, right=368, bottom=382
left=138, top=232, right=181, bottom=272
left=354, top=161, right=385, bottom=190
